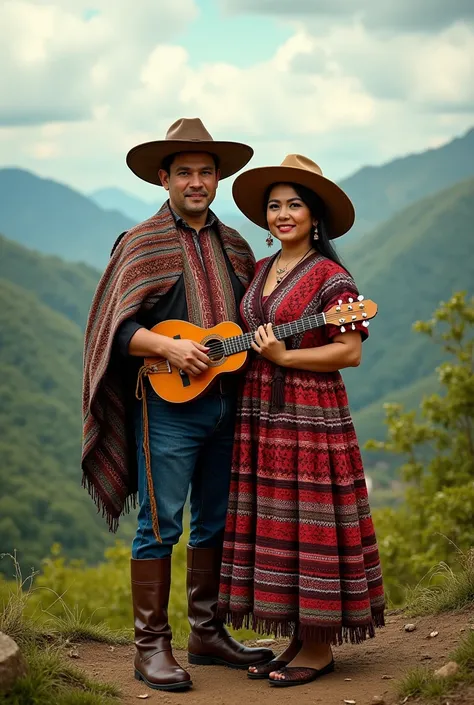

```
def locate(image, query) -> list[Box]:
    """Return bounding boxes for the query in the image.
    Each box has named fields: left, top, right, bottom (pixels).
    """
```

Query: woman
left=217, top=155, right=385, bottom=688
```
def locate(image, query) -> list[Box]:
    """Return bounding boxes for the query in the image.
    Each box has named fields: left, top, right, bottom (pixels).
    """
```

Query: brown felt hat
left=232, top=154, right=355, bottom=239
left=126, top=117, right=254, bottom=186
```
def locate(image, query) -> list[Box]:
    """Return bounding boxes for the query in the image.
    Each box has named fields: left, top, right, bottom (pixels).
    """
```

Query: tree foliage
left=368, top=293, right=474, bottom=602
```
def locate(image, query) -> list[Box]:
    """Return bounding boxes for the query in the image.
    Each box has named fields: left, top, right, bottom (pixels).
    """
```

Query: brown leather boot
left=187, top=545, right=275, bottom=669
left=131, top=557, right=192, bottom=691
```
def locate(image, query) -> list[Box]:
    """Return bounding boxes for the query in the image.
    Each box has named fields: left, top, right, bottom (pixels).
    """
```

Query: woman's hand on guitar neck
left=251, top=323, right=288, bottom=365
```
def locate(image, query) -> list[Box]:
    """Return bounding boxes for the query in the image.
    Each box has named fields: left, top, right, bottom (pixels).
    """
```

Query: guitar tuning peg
left=340, top=325, right=346, bottom=333
left=362, top=320, right=370, bottom=327
left=351, top=323, right=356, bottom=330
left=357, top=295, right=364, bottom=301
left=348, top=297, right=354, bottom=303
left=338, top=299, right=343, bottom=305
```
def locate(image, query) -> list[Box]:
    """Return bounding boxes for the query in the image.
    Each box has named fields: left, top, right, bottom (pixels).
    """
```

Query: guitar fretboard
left=223, top=312, right=326, bottom=356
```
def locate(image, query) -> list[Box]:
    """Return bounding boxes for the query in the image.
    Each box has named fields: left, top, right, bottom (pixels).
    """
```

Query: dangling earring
left=266, top=232, right=274, bottom=247
left=313, top=224, right=319, bottom=241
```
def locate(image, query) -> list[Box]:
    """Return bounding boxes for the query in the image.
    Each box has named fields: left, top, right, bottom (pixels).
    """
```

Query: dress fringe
left=81, top=472, right=137, bottom=533
left=218, top=608, right=385, bottom=646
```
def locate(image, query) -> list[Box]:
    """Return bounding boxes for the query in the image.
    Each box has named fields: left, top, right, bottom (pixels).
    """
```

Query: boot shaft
left=131, top=557, right=173, bottom=646
left=186, top=545, right=224, bottom=636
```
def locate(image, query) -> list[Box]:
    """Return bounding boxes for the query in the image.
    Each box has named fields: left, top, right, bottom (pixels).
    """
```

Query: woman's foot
left=248, top=636, right=301, bottom=678
left=269, top=643, right=333, bottom=682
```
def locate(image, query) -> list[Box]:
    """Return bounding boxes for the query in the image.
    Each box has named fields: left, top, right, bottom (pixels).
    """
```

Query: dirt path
left=77, top=611, right=473, bottom=705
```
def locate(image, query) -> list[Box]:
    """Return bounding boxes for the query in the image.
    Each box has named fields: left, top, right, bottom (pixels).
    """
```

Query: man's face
left=159, top=152, right=220, bottom=220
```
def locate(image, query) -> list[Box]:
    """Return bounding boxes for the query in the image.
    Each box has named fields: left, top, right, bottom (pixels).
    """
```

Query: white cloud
left=0, top=0, right=198, bottom=126
left=125, top=31, right=376, bottom=140
left=0, top=0, right=473, bottom=204
left=287, top=22, right=474, bottom=110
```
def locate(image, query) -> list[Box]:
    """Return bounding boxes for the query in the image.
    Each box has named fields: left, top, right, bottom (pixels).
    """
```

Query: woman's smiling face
left=266, top=183, right=317, bottom=246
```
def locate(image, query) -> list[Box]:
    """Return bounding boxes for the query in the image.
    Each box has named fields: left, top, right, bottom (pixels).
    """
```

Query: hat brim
left=126, top=140, right=254, bottom=185
left=232, top=165, right=355, bottom=239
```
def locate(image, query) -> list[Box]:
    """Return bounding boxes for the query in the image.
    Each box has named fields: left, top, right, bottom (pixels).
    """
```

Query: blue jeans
left=132, top=384, right=237, bottom=559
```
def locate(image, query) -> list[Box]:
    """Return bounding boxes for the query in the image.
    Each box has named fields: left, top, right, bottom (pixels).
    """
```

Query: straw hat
left=232, top=154, right=355, bottom=239
left=126, top=117, right=253, bottom=186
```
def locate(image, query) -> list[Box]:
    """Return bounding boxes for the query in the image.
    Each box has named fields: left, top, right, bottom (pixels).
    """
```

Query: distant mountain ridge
left=0, top=126, right=472, bottom=269
left=89, top=187, right=158, bottom=223
left=0, top=168, right=134, bottom=268
left=341, top=127, right=474, bottom=241
left=91, top=126, right=474, bottom=251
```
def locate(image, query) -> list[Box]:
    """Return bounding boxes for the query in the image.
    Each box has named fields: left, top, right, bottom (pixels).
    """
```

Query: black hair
left=264, top=182, right=350, bottom=274
left=161, top=152, right=220, bottom=175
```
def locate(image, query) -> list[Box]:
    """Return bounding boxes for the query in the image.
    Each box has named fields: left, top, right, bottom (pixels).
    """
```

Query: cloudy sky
left=1, top=0, right=473, bottom=209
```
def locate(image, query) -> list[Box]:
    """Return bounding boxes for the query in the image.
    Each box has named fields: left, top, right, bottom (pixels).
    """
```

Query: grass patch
left=0, top=553, right=132, bottom=647
left=5, top=642, right=120, bottom=705
left=46, top=603, right=131, bottom=645
left=1, top=555, right=123, bottom=704
left=407, top=547, right=474, bottom=616
left=397, top=631, right=474, bottom=701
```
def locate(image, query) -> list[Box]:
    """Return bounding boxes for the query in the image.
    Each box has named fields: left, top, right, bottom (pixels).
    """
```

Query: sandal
left=247, top=660, right=289, bottom=680
left=268, top=660, right=335, bottom=687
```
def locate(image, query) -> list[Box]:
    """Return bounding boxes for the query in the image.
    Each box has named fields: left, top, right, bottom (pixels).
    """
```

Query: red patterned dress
left=217, top=253, right=385, bottom=644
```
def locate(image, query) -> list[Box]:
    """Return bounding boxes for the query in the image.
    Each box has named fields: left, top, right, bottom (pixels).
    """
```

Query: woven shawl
left=81, top=202, right=255, bottom=531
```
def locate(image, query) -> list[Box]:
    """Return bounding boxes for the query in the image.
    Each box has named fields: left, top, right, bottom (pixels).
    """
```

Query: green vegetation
left=352, top=373, right=438, bottom=502
left=1, top=557, right=122, bottom=705
left=5, top=646, right=120, bottom=705
left=368, top=293, right=474, bottom=603
left=407, top=548, right=474, bottom=617
left=397, top=630, right=474, bottom=702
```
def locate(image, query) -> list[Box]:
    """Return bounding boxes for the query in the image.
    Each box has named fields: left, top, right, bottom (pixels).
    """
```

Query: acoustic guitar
left=144, top=296, right=377, bottom=403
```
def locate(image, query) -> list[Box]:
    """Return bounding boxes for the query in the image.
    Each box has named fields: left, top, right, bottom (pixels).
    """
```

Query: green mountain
left=341, top=126, right=474, bottom=241
left=342, top=176, right=474, bottom=412
left=0, top=242, right=134, bottom=575
left=0, top=235, right=99, bottom=329
left=0, top=168, right=134, bottom=268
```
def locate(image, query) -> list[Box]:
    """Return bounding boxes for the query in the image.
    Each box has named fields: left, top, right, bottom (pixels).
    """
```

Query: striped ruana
left=81, top=201, right=255, bottom=532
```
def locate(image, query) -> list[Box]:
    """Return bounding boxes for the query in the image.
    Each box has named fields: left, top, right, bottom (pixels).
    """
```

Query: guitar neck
left=222, top=312, right=326, bottom=356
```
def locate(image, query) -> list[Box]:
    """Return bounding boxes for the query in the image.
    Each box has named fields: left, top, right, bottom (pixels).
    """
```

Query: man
left=82, top=118, right=274, bottom=692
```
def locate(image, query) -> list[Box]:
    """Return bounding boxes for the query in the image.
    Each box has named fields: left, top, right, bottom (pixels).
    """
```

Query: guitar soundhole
left=203, top=337, right=226, bottom=367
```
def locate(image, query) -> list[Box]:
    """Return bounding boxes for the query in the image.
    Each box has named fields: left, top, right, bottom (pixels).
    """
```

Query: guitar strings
left=179, top=310, right=373, bottom=357
left=203, top=318, right=355, bottom=354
